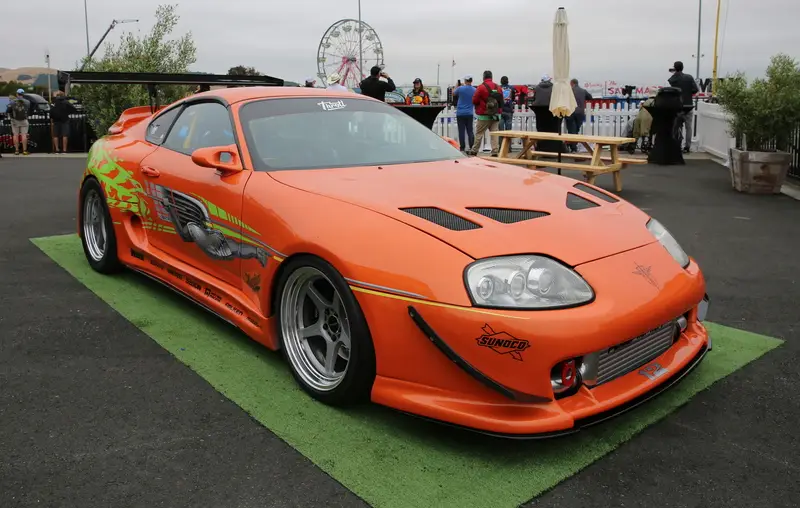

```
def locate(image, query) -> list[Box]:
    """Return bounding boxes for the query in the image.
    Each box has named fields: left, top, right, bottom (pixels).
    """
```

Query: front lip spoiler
left=407, top=306, right=551, bottom=404
left=406, top=304, right=710, bottom=439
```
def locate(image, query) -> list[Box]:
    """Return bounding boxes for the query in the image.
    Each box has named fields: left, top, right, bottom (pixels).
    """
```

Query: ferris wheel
left=317, top=19, right=384, bottom=90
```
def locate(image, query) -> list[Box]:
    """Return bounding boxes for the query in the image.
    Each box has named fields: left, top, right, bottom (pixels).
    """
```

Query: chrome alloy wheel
left=82, top=189, right=107, bottom=262
left=280, top=266, right=352, bottom=391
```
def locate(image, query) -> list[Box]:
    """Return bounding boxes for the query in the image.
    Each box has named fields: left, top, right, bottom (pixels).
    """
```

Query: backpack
left=484, top=83, right=503, bottom=115
left=11, top=99, right=28, bottom=121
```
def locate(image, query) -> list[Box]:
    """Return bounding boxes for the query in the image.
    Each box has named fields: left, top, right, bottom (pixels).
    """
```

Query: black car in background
left=0, top=93, right=51, bottom=117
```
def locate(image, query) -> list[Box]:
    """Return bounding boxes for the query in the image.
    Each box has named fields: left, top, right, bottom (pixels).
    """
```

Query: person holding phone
left=358, top=66, right=396, bottom=102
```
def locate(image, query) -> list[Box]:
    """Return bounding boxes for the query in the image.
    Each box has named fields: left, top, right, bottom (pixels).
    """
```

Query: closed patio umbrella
left=549, top=7, right=577, bottom=119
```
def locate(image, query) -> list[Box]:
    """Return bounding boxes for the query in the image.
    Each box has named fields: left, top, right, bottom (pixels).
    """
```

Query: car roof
left=189, top=86, right=373, bottom=105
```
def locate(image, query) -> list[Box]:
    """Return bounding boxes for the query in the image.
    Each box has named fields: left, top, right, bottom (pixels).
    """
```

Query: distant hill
left=0, top=67, right=56, bottom=86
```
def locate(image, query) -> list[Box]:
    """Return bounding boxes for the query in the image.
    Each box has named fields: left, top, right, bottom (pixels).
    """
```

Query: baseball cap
left=304, top=77, right=315, bottom=83
left=669, top=61, right=683, bottom=72
left=541, top=74, right=551, bottom=82
left=413, top=77, right=422, bottom=84
left=464, top=74, right=473, bottom=81
left=327, top=73, right=341, bottom=85
left=16, top=88, right=24, bottom=94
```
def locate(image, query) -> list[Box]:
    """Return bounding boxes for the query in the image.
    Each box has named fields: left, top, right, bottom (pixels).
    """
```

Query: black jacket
left=358, top=76, right=396, bottom=101
left=668, top=72, right=699, bottom=106
left=532, top=81, right=553, bottom=107
left=51, top=96, right=76, bottom=122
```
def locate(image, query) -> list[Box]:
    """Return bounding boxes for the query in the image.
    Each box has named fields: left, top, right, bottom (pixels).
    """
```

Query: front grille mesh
left=400, top=207, right=481, bottom=231
left=596, top=321, right=677, bottom=385
left=467, top=207, right=550, bottom=224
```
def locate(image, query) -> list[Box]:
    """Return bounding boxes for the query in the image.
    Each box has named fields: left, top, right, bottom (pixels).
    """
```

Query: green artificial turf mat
left=32, top=234, right=784, bottom=508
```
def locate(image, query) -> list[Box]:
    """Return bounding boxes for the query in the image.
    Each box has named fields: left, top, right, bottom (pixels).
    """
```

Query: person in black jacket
left=668, top=60, right=700, bottom=153
left=50, top=91, right=76, bottom=153
left=358, top=66, right=396, bottom=102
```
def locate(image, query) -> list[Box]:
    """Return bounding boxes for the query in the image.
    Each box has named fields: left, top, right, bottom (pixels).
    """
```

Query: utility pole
left=358, top=0, right=364, bottom=78
left=711, top=0, right=722, bottom=96
left=437, top=63, right=440, bottom=86
left=84, top=0, right=90, bottom=56
left=696, top=0, right=702, bottom=78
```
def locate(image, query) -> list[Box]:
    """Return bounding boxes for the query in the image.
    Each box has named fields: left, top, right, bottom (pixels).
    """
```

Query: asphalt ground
left=1, top=156, right=798, bottom=507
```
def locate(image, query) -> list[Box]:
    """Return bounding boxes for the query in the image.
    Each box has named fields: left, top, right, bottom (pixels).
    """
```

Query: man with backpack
left=499, top=76, right=517, bottom=131
left=467, top=70, right=502, bottom=157
left=7, top=89, right=30, bottom=155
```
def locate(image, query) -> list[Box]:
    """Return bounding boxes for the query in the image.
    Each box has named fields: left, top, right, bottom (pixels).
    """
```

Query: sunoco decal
left=475, top=324, right=530, bottom=361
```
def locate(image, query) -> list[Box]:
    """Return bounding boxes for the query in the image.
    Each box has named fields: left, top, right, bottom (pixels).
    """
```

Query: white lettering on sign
left=317, top=100, right=346, bottom=111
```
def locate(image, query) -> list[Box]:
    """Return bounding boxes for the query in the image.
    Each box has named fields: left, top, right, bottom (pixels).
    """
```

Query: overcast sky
left=4, top=0, right=798, bottom=86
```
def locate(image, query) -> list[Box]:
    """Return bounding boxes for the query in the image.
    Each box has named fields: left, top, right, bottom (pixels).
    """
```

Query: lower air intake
left=400, top=207, right=481, bottom=231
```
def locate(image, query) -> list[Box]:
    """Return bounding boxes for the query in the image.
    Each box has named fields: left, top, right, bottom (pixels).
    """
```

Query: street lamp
left=84, top=0, right=90, bottom=56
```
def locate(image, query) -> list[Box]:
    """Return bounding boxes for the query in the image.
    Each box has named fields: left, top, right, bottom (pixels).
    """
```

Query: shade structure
left=549, top=7, right=577, bottom=118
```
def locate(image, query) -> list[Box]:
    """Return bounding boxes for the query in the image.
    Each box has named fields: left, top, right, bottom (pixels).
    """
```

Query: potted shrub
left=716, top=54, right=800, bottom=193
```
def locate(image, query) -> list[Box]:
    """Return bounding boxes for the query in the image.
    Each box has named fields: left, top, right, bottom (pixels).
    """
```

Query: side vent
left=400, top=207, right=482, bottom=231
left=566, top=192, right=600, bottom=210
left=467, top=207, right=550, bottom=224
left=573, top=183, right=619, bottom=203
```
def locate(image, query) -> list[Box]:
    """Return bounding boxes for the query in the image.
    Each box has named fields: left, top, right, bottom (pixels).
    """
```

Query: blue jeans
left=456, top=115, right=474, bottom=151
left=565, top=112, right=585, bottom=150
left=500, top=113, right=513, bottom=131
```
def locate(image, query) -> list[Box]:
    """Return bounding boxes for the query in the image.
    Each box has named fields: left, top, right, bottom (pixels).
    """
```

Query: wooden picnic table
left=481, top=130, right=645, bottom=192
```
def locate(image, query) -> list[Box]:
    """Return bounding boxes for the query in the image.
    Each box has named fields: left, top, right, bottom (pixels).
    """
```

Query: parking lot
left=1, top=156, right=798, bottom=508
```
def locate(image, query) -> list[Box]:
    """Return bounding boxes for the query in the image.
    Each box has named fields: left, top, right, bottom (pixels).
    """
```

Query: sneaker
left=23, top=151, right=29, bottom=156
left=14, top=151, right=19, bottom=155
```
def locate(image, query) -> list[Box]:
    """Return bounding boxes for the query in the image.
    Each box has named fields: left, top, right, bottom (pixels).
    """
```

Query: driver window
left=163, top=102, right=235, bottom=156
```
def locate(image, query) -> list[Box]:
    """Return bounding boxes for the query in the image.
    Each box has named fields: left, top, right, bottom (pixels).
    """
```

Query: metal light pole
left=711, top=0, right=722, bottom=96
left=358, top=0, right=364, bottom=78
left=696, top=0, right=702, bottom=78
left=84, top=0, right=90, bottom=56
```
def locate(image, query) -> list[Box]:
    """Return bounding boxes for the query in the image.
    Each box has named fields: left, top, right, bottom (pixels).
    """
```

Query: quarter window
left=145, top=106, right=182, bottom=145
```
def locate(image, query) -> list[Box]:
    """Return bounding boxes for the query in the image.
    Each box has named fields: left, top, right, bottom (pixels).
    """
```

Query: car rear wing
left=57, top=71, right=285, bottom=114
left=108, top=105, right=165, bottom=135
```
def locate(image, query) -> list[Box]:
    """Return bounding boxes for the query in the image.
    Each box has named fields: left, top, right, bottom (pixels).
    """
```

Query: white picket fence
left=431, top=103, right=646, bottom=151
left=694, top=101, right=734, bottom=161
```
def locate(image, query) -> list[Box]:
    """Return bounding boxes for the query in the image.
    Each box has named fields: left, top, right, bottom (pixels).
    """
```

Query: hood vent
left=573, top=183, right=619, bottom=203
left=467, top=207, right=550, bottom=224
left=400, top=207, right=482, bottom=231
left=566, top=192, right=600, bottom=210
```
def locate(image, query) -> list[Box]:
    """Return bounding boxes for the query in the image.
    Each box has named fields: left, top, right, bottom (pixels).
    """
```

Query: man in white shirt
left=326, top=73, right=348, bottom=92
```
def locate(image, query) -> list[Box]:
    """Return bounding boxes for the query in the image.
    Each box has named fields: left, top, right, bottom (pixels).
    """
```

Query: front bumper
left=374, top=301, right=710, bottom=438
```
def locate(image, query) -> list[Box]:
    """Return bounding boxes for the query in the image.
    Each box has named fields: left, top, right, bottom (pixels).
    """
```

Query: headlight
left=647, top=218, right=689, bottom=268
left=465, top=255, right=594, bottom=309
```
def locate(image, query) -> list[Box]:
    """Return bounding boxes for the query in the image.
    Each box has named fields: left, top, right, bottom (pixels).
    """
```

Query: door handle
left=141, top=166, right=160, bottom=177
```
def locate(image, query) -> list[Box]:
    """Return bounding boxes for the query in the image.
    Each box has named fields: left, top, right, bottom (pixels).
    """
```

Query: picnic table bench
left=480, top=130, right=646, bottom=192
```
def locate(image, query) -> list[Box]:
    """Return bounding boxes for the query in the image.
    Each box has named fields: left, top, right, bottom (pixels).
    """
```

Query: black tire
left=275, top=255, right=376, bottom=406
left=79, top=178, right=123, bottom=274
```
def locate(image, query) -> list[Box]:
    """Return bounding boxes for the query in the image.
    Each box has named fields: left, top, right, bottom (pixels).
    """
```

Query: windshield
left=239, top=97, right=464, bottom=171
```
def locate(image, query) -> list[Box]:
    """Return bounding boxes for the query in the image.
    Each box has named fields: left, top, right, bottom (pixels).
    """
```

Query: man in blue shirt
left=499, top=76, right=516, bottom=131
left=452, top=75, right=476, bottom=152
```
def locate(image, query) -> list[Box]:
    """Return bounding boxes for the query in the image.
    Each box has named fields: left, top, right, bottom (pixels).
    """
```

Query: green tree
left=228, top=65, right=261, bottom=76
left=0, top=81, right=29, bottom=96
left=73, top=4, right=197, bottom=135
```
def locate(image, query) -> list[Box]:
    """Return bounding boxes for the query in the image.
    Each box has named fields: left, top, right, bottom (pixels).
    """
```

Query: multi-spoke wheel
left=277, top=257, right=376, bottom=405
left=79, top=178, right=122, bottom=274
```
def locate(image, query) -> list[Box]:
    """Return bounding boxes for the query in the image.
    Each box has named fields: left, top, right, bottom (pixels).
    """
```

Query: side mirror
left=442, top=136, right=460, bottom=150
left=191, top=145, right=243, bottom=174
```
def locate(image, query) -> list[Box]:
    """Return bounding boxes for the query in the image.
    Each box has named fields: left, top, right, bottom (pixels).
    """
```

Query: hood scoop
left=467, top=207, right=549, bottom=224
left=400, top=207, right=482, bottom=231
left=566, top=192, right=600, bottom=210
left=573, top=183, right=619, bottom=203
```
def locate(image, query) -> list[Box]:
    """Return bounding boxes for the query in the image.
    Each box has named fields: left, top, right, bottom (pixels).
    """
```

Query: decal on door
left=144, top=182, right=269, bottom=267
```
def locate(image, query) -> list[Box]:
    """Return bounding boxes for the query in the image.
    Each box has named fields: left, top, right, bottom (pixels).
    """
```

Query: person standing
left=50, top=91, right=76, bottom=154
left=468, top=70, right=502, bottom=157
left=531, top=75, right=561, bottom=152
left=453, top=75, right=476, bottom=152
left=668, top=60, right=699, bottom=153
left=565, top=78, right=593, bottom=152
left=499, top=76, right=516, bottom=131
left=304, top=77, right=317, bottom=88
left=7, top=89, right=30, bottom=155
left=405, top=78, right=431, bottom=105
left=359, top=66, right=396, bottom=102
left=326, top=73, right=348, bottom=92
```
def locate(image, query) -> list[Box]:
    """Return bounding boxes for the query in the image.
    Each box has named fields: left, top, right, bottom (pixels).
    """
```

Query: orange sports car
left=77, top=86, right=710, bottom=437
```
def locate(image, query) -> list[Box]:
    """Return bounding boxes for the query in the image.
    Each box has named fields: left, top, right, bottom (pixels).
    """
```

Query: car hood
left=268, top=158, right=656, bottom=266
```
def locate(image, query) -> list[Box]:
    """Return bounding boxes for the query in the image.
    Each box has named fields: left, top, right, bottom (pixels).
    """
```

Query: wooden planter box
left=729, top=148, right=791, bottom=194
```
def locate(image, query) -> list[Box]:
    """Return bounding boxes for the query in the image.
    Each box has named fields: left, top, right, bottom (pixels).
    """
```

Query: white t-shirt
left=326, top=83, right=348, bottom=92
